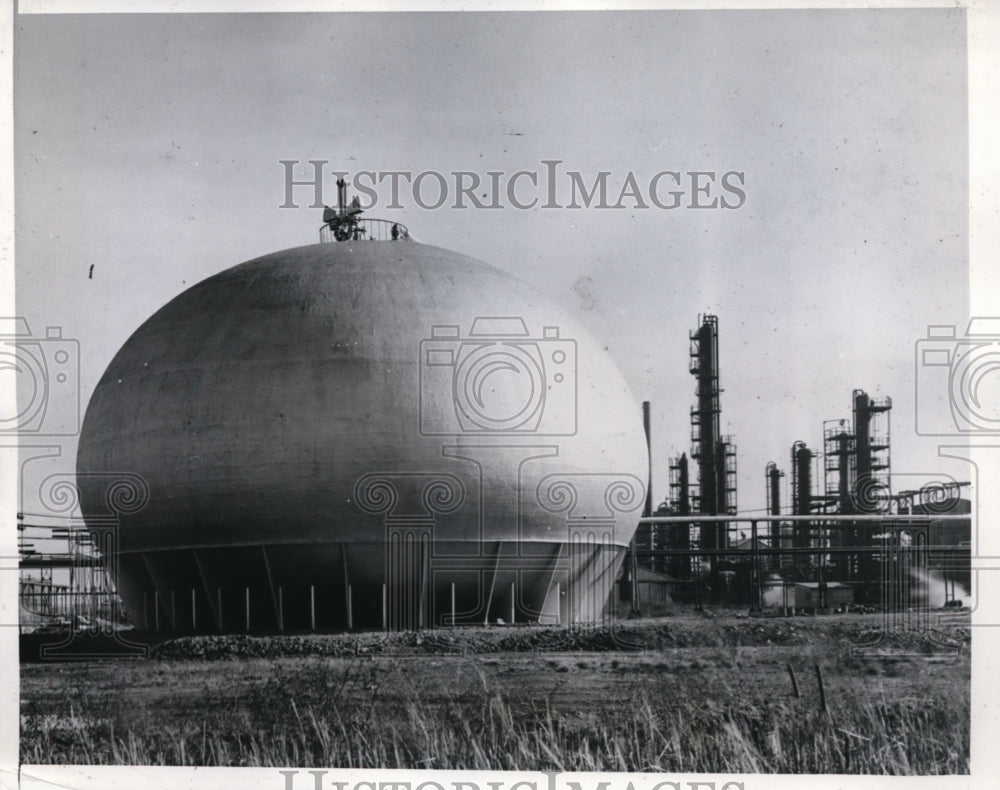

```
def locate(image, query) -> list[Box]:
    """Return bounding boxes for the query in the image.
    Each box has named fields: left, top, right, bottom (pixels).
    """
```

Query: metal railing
left=319, top=219, right=412, bottom=243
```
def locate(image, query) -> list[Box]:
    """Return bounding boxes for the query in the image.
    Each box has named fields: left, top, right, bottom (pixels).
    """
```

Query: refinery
left=16, top=185, right=971, bottom=646
left=11, top=8, right=975, bottom=777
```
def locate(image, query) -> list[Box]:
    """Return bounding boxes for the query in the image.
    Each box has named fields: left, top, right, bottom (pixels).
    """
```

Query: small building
left=625, top=565, right=680, bottom=608
left=792, top=581, right=853, bottom=609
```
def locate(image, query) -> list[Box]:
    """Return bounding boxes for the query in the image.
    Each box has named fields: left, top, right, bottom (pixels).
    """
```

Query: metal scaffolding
left=18, top=515, right=127, bottom=633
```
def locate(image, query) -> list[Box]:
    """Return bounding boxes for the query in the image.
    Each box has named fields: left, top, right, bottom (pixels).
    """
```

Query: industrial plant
left=18, top=194, right=972, bottom=640
left=631, top=315, right=971, bottom=614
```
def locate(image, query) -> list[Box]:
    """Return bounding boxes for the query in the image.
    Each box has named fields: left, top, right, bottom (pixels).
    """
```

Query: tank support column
left=310, top=585, right=316, bottom=630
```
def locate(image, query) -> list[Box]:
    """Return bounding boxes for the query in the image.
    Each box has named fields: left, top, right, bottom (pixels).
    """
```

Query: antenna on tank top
left=320, top=174, right=412, bottom=243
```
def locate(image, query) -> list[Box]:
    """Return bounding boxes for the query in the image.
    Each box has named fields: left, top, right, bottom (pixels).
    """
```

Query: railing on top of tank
left=319, top=219, right=412, bottom=243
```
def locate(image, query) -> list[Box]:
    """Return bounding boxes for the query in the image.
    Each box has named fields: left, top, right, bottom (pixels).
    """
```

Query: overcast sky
left=13, top=8, right=970, bottom=517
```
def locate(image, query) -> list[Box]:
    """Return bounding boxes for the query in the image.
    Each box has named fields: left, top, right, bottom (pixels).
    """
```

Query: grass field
left=20, top=612, right=970, bottom=773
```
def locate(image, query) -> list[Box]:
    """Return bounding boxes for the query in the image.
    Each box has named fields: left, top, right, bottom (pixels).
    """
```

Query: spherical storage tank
left=77, top=233, right=648, bottom=633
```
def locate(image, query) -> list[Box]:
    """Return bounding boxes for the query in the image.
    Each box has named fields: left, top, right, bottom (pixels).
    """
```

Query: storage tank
left=76, top=238, right=648, bottom=632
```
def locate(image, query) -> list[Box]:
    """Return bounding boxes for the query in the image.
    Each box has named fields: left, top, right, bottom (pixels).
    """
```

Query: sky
left=11, top=8, right=971, bottom=518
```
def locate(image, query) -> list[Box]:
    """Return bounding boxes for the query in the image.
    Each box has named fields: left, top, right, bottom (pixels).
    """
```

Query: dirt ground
left=21, top=610, right=971, bottom=719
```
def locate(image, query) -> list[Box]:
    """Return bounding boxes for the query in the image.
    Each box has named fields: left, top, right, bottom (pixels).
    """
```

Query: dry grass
left=21, top=644, right=969, bottom=773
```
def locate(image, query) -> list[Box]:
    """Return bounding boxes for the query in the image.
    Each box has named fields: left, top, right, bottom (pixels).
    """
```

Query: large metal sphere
left=77, top=241, right=647, bottom=631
